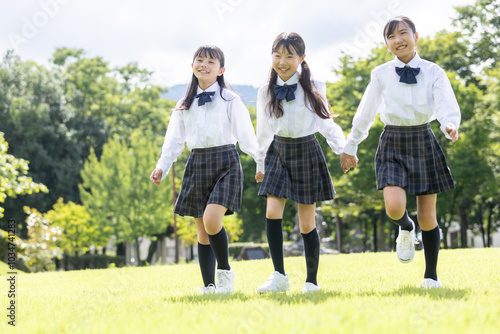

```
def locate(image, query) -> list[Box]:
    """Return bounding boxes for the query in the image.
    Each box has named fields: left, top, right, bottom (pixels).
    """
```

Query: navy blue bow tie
left=195, top=91, right=216, bottom=106
left=274, top=83, right=297, bottom=102
left=396, top=66, right=420, bottom=84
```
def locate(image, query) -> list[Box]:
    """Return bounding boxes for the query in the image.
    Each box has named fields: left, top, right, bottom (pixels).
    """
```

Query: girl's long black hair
left=179, top=45, right=228, bottom=110
left=266, top=32, right=331, bottom=119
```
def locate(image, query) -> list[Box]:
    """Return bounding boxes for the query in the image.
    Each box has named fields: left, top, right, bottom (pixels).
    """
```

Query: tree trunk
left=458, top=207, right=468, bottom=248
left=335, top=214, right=342, bottom=253
left=487, top=203, right=493, bottom=248
left=372, top=217, right=378, bottom=252
left=135, top=238, right=142, bottom=266
left=146, top=238, right=158, bottom=264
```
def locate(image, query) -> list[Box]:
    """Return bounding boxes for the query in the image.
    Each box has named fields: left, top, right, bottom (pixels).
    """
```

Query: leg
left=266, top=195, right=287, bottom=274
left=203, top=204, right=235, bottom=293
left=417, top=194, right=441, bottom=282
left=195, top=217, right=215, bottom=288
left=203, top=204, right=230, bottom=270
left=298, top=203, right=320, bottom=289
left=257, top=196, right=290, bottom=293
left=384, top=186, right=417, bottom=263
left=383, top=186, right=413, bottom=230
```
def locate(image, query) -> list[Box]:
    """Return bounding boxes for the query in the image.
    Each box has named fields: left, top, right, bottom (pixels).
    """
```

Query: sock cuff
left=386, top=210, right=408, bottom=223
left=421, top=225, right=440, bottom=234
left=301, top=228, right=318, bottom=238
left=266, top=218, right=283, bottom=224
left=209, top=226, right=227, bottom=238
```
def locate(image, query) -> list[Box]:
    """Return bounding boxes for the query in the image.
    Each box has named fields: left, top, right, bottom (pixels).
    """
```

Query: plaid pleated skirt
left=375, top=123, right=455, bottom=195
left=258, top=134, right=335, bottom=204
left=174, top=144, right=243, bottom=217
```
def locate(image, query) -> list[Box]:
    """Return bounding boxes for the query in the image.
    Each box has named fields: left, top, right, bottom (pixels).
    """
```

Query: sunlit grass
left=0, top=248, right=498, bottom=333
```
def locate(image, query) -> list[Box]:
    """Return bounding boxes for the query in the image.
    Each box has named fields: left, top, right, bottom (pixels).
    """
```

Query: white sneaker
left=197, top=283, right=215, bottom=295
left=418, top=278, right=442, bottom=289
left=215, top=268, right=235, bottom=294
left=302, top=282, right=320, bottom=293
left=396, top=220, right=418, bottom=263
left=257, top=271, right=290, bottom=293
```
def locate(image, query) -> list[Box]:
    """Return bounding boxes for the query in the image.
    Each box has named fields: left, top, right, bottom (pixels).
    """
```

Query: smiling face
left=191, top=52, right=225, bottom=90
left=385, top=21, right=419, bottom=64
left=272, top=45, right=305, bottom=82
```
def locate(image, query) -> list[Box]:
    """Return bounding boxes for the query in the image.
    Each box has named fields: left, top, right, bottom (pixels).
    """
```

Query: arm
left=256, top=86, right=274, bottom=174
left=343, top=70, right=384, bottom=156
left=433, top=67, right=461, bottom=142
left=152, top=107, right=186, bottom=184
left=316, top=81, right=347, bottom=155
left=228, top=96, right=265, bottom=167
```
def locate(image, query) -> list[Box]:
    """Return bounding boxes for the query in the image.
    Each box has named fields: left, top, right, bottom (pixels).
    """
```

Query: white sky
left=0, top=0, right=476, bottom=88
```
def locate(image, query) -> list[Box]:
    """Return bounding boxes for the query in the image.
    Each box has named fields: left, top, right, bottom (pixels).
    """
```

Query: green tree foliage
left=453, top=0, right=500, bottom=68
left=18, top=207, right=62, bottom=272
left=0, top=132, right=47, bottom=218
left=79, top=127, right=172, bottom=265
left=45, top=198, right=107, bottom=256
left=0, top=49, right=174, bottom=232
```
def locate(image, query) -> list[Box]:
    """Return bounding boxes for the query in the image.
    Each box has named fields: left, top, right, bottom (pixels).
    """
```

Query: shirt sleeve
left=227, top=95, right=265, bottom=167
left=432, top=67, right=461, bottom=139
left=344, top=70, right=384, bottom=156
left=155, top=106, right=186, bottom=180
left=315, top=81, right=346, bottom=154
left=256, top=86, right=274, bottom=174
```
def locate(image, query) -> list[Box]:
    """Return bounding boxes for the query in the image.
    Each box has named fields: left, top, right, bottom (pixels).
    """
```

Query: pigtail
left=179, top=74, right=199, bottom=110
left=266, top=69, right=284, bottom=118
left=299, top=61, right=331, bottom=119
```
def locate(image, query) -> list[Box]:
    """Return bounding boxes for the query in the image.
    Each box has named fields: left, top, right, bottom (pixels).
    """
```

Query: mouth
left=396, top=45, right=407, bottom=51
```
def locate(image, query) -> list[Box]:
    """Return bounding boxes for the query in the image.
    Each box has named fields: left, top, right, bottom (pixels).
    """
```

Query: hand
left=150, top=168, right=163, bottom=186
left=446, top=123, right=459, bottom=142
left=255, top=171, right=264, bottom=183
left=340, top=153, right=358, bottom=173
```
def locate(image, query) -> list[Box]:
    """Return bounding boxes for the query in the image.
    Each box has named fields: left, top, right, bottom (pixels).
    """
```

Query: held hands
left=255, top=171, right=264, bottom=183
left=340, top=153, right=359, bottom=173
left=150, top=168, right=163, bottom=186
left=445, top=123, right=459, bottom=142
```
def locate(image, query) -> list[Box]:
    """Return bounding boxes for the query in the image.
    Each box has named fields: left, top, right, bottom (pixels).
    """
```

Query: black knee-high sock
left=198, top=242, right=216, bottom=286
left=208, top=227, right=230, bottom=271
left=266, top=218, right=285, bottom=275
left=422, top=226, right=440, bottom=280
left=387, top=210, right=414, bottom=231
left=302, top=228, right=320, bottom=285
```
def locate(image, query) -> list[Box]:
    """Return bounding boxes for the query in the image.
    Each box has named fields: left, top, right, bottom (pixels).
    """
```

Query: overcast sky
left=1, top=0, right=476, bottom=88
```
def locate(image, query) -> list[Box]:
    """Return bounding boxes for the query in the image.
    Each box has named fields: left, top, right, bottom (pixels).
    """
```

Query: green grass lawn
left=0, top=248, right=498, bottom=334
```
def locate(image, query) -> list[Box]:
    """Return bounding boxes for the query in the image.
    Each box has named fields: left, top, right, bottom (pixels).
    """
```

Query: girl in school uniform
left=150, top=45, right=263, bottom=294
left=340, top=16, right=460, bottom=288
left=255, top=32, right=346, bottom=293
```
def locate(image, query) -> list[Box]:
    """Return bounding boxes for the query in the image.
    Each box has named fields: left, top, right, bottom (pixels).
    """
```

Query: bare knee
left=386, top=204, right=406, bottom=220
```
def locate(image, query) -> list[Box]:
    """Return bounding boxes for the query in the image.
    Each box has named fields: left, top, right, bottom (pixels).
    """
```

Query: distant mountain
left=161, top=84, right=258, bottom=106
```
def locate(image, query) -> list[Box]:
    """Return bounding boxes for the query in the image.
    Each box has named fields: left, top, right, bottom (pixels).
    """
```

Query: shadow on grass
left=388, top=286, right=469, bottom=300
left=166, top=291, right=252, bottom=303
left=258, top=290, right=341, bottom=304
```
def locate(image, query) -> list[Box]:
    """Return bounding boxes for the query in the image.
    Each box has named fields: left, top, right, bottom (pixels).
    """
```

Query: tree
left=79, top=127, right=173, bottom=266
left=0, top=132, right=47, bottom=219
left=45, top=198, right=108, bottom=264
left=18, top=207, right=62, bottom=272
left=0, top=49, right=174, bottom=232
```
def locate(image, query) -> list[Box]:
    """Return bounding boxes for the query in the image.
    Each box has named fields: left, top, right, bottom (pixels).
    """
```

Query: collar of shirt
left=196, top=81, right=220, bottom=94
left=393, top=52, right=421, bottom=68
left=276, top=71, right=299, bottom=86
